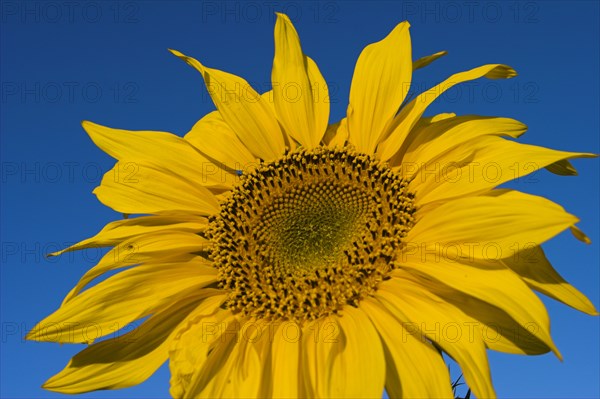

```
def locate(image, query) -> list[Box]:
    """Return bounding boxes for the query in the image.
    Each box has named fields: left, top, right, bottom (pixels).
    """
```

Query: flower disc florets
left=207, top=147, right=416, bottom=321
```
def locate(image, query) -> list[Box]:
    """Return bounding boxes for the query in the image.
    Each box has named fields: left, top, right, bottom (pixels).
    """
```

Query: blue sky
left=1, top=1, right=598, bottom=398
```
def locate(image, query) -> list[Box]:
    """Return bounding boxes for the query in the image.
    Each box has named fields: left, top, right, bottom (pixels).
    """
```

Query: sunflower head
left=208, top=146, right=416, bottom=322
left=27, top=12, right=597, bottom=399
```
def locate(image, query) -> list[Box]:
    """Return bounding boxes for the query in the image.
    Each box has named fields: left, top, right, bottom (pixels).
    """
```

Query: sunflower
left=28, top=13, right=597, bottom=399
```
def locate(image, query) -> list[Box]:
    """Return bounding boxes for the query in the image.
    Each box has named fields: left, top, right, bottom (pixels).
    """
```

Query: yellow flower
left=28, top=13, right=597, bottom=399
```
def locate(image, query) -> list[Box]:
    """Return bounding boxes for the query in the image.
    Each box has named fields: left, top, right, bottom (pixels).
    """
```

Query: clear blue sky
left=1, top=1, right=598, bottom=398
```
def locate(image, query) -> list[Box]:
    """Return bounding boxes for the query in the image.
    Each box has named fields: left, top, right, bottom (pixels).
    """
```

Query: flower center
left=207, top=147, right=416, bottom=322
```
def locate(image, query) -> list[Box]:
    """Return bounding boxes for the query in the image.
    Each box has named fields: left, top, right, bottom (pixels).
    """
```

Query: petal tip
left=168, top=48, right=184, bottom=57
left=25, top=324, right=53, bottom=343
left=485, top=64, right=518, bottom=79
left=81, top=121, right=104, bottom=139
left=81, top=120, right=94, bottom=130
left=570, top=226, right=592, bottom=244
left=41, top=376, right=67, bottom=393
left=274, top=11, right=290, bottom=21
left=554, top=348, right=564, bottom=362
left=24, top=330, right=37, bottom=341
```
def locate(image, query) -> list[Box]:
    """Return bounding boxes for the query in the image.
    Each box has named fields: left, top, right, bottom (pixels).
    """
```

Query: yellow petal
left=502, top=245, right=598, bottom=315
left=170, top=49, right=285, bottom=161
left=170, top=313, right=263, bottom=398
left=94, top=160, right=219, bottom=216
left=413, top=50, right=447, bottom=71
left=203, top=325, right=262, bottom=398
left=185, top=111, right=258, bottom=173
left=410, top=135, right=596, bottom=204
left=272, top=13, right=329, bottom=148
left=261, top=90, right=299, bottom=152
left=378, top=64, right=517, bottom=160
left=397, top=253, right=559, bottom=357
left=303, top=308, right=385, bottom=398
left=361, top=298, right=453, bottom=398
left=388, top=113, right=457, bottom=167
left=184, top=316, right=239, bottom=398
left=168, top=297, right=230, bottom=398
left=401, top=116, right=527, bottom=171
left=546, top=159, right=581, bottom=175
left=48, top=214, right=207, bottom=257
left=322, top=118, right=348, bottom=147
left=301, top=318, right=328, bottom=397
left=407, top=190, right=579, bottom=259
left=83, top=121, right=228, bottom=189
left=269, top=322, right=302, bottom=398
left=435, top=286, right=557, bottom=356
left=347, top=21, right=412, bottom=154
left=571, top=225, right=592, bottom=244
left=377, top=278, right=496, bottom=399
left=224, top=320, right=268, bottom=398
left=27, top=260, right=218, bottom=343
left=43, top=291, right=219, bottom=394
left=62, top=231, right=209, bottom=304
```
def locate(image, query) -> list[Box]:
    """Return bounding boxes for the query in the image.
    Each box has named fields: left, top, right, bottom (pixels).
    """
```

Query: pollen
left=207, top=147, right=416, bottom=321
